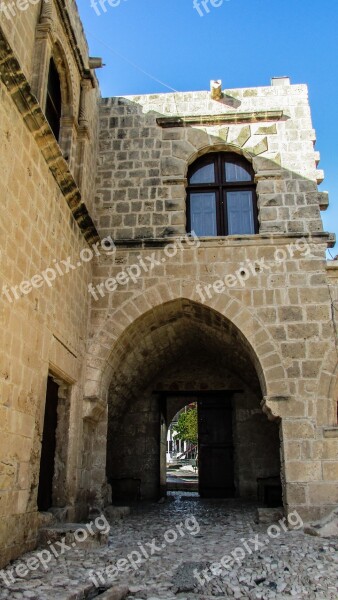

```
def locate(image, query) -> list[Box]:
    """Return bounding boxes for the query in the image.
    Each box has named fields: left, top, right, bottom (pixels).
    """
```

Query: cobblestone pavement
left=0, top=493, right=338, bottom=600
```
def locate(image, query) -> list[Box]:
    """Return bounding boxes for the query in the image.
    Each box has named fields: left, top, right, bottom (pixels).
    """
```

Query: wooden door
left=198, top=396, right=235, bottom=498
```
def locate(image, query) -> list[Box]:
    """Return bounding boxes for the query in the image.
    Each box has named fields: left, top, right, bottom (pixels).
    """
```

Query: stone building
left=1, top=0, right=338, bottom=569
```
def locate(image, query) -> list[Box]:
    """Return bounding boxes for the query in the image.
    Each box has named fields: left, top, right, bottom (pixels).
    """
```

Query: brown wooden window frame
left=186, top=152, right=258, bottom=236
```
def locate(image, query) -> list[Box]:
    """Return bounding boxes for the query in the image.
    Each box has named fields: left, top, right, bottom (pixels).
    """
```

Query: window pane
left=190, top=193, right=217, bottom=236
left=190, top=163, right=215, bottom=184
left=227, top=191, right=255, bottom=234
left=225, top=161, right=252, bottom=182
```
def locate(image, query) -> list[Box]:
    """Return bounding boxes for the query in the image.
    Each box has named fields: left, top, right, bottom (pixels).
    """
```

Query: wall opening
left=105, top=299, right=283, bottom=507
left=165, top=393, right=236, bottom=497
left=166, top=401, right=198, bottom=493
left=45, top=58, right=62, bottom=141
left=37, top=376, right=59, bottom=511
left=198, top=393, right=235, bottom=498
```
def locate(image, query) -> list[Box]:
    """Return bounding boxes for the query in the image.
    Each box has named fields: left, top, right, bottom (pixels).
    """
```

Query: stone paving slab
left=0, top=495, right=337, bottom=600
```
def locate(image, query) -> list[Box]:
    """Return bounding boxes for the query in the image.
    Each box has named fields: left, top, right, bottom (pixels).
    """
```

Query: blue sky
left=77, top=0, right=338, bottom=252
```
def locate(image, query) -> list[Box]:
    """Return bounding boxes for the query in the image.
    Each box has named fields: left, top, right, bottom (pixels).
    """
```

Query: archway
left=105, top=299, right=282, bottom=505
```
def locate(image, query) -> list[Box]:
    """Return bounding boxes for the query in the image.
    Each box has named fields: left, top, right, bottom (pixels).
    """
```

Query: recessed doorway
left=37, top=376, right=59, bottom=511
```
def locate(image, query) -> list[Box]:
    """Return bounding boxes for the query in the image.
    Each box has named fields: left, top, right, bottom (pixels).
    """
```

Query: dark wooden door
left=37, top=377, right=59, bottom=511
left=198, top=396, right=235, bottom=498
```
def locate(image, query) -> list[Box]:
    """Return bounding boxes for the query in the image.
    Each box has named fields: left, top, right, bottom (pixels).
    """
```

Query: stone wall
left=95, top=80, right=327, bottom=241
left=87, top=235, right=338, bottom=521
left=86, top=80, right=337, bottom=521
left=0, top=0, right=100, bottom=567
left=1, top=0, right=100, bottom=213
left=1, top=0, right=338, bottom=570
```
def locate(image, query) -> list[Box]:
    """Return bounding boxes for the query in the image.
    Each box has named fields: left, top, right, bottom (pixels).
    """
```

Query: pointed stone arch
left=84, top=280, right=289, bottom=419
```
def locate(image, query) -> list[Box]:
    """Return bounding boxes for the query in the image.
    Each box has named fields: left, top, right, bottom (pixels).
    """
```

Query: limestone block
left=186, top=127, right=209, bottom=149
left=285, top=483, right=307, bottom=505
left=308, top=483, right=338, bottom=505
left=160, top=157, right=186, bottom=177
left=244, top=136, right=268, bottom=156
left=304, top=507, right=338, bottom=538
left=285, top=461, right=321, bottom=482
left=228, top=125, right=251, bottom=147
left=283, top=421, right=315, bottom=440
left=172, top=140, right=196, bottom=160
left=322, top=462, right=338, bottom=480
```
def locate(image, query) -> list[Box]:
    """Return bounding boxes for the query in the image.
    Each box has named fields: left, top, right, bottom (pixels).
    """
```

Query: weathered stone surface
left=304, top=507, right=338, bottom=538
left=1, top=499, right=338, bottom=599
left=255, top=508, right=285, bottom=524
left=99, top=585, right=129, bottom=600
left=38, top=523, right=109, bottom=549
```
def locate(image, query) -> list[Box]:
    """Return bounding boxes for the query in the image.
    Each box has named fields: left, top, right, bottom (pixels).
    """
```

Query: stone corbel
left=83, top=396, right=106, bottom=424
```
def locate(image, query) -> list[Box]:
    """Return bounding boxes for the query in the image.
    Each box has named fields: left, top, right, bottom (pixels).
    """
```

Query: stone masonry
left=1, top=0, right=338, bottom=571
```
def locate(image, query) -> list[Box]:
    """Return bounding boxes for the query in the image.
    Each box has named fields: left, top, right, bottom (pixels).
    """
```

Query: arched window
left=187, top=153, right=258, bottom=237
left=45, top=58, right=62, bottom=141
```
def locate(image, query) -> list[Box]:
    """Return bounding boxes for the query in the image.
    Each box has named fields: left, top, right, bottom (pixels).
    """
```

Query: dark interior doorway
left=37, top=376, right=59, bottom=511
left=198, top=394, right=235, bottom=498
left=162, top=391, right=238, bottom=499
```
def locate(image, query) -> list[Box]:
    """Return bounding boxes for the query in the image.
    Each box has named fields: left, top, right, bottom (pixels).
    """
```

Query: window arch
left=187, top=153, right=258, bottom=237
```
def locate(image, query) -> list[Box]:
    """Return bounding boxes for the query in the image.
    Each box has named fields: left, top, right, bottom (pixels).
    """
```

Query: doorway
left=198, top=395, right=235, bottom=498
left=37, top=376, right=59, bottom=511
left=164, top=392, right=236, bottom=499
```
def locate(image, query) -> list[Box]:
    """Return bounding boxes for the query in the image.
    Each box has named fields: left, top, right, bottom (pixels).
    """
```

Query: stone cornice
left=0, top=27, right=100, bottom=245
left=156, top=110, right=284, bottom=128
left=110, top=232, right=336, bottom=251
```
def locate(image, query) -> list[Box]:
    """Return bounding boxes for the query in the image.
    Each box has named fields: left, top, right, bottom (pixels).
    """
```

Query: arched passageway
left=105, top=299, right=282, bottom=505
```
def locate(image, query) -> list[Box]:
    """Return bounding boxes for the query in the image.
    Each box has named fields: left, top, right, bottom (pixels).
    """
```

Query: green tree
left=174, top=406, right=198, bottom=445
